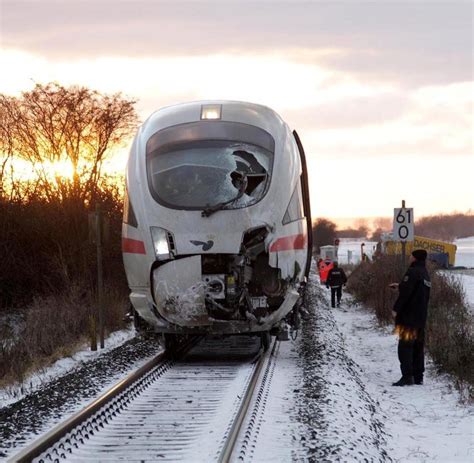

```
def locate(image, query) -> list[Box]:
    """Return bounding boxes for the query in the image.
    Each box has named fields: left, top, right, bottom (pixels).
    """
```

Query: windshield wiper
left=201, top=171, right=248, bottom=218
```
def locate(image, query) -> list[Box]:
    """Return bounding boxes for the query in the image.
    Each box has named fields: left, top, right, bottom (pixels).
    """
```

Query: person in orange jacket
left=318, top=258, right=334, bottom=285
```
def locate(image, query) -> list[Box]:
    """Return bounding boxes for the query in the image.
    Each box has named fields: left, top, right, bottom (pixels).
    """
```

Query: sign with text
left=393, top=208, right=414, bottom=241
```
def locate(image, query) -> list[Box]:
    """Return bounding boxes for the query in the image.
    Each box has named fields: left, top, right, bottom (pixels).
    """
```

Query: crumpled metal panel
left=153, top=256, right=209, bottom=327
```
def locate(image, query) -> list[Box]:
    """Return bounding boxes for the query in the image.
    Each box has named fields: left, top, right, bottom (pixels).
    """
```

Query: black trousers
left=330, top=286, right=342, bottom=308
left=398, top=328, right=425, bottom=379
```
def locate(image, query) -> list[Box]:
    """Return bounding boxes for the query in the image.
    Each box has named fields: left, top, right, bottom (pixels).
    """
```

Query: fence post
left=96, top=203, right=105, bottom=349
left=89, top=313, right=97, bottom=351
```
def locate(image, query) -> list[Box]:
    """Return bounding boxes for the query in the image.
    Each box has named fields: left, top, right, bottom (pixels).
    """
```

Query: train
left=122, top=101, right=312, bottom=350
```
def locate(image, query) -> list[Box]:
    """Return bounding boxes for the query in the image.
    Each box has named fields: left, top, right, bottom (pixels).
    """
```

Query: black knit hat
left=412, top=249, right=427, bottom=261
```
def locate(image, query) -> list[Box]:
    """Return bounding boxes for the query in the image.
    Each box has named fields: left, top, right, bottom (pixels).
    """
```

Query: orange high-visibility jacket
left=318, top=259, right=334, bottom=284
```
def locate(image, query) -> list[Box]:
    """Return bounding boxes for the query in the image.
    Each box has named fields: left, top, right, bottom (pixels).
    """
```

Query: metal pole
left=401, top=199, right=407, bottom=271
left=96, top=203, right=105, bottom=349
left=89, top=313, right=97, bottom=351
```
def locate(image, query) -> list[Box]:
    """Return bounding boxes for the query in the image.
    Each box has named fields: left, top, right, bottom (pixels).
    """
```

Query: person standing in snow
left=326, top=261, right=347, bottom=308
left=389, top=249, right=431, bottom=387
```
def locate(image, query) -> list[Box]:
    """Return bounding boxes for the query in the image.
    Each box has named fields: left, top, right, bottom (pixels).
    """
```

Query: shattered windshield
left=146, top=122, right=274, bottom=210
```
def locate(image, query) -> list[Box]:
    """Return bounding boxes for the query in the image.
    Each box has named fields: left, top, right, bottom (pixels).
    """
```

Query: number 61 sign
left=393, top=208, right=414, bottom=241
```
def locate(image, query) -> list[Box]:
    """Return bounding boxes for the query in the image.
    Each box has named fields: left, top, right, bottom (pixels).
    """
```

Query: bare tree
left=0, top=95, right=18, bottom=198
left=1, top=83, right=138, bottom=203
left=416, top=212, right=474, bottom=241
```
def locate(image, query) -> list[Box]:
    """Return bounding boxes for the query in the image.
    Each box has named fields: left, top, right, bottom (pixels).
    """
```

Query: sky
left=0, top=0, right=473, bottom=224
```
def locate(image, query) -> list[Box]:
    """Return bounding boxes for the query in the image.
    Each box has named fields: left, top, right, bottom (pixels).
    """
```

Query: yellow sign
left=385, top=236, right=457, bottom=266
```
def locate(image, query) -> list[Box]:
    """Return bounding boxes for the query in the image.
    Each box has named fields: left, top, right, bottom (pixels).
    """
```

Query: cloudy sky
left=1, top=0, right=472, bottom=223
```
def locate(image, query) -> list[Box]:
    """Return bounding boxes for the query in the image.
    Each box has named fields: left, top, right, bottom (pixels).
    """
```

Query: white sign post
left=393, top=200, right=414, bottom=270
left=393, top=207, right=414, bottom=242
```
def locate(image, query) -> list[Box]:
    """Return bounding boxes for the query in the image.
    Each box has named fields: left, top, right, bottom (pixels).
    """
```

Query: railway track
left=10, top=335, right=278, bottom=463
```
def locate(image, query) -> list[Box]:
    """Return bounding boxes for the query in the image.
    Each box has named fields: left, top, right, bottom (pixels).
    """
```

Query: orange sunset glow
left=1, top=0, right=472, bottom=222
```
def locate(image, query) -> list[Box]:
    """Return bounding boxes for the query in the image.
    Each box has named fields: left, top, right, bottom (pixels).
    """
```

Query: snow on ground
left=2, top=274, right=473, bottom=462
left=245, top=340, right=305, bottom=461
left=332, top=292, right=473, bottom=462
left=455, top=237, right=474, bottom=268
left=0, top=326, right=137, bottom=408
left=0, top=334, right=163, bottom=459
left=439, top=269, right=474, bottom=313
left=249, top=275, right=391, bottom=462
left=458, top=272, right=474, bottom=311
left=451, top=271, right=474, bottom=313
left=294, top=280, right=391, bottom=462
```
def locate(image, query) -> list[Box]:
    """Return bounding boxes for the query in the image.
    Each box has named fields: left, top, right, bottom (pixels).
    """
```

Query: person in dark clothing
left=326, top=261, right=347, bottom=308
left=389, top=249, right=431, bottom=386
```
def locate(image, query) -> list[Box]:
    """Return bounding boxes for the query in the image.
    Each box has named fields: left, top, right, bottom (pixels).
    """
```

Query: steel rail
left=10, top=337, right=199, bottom=463
left=217, top=338, right=277, bottom=463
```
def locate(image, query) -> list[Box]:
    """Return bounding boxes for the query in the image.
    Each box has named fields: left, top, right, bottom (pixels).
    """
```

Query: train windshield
left=146, top=122, right=274, bottom=210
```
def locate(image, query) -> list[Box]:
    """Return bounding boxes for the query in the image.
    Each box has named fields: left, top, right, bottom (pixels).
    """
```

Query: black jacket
left=394, top=261, right=431, bottom=328
left=326, top=267, right=347, bottom=288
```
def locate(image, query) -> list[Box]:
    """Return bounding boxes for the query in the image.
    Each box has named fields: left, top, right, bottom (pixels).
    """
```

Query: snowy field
left=458, top=271, right=474, bottom=311
left=455, top=237, right=474, bottom=268
left=440, top=270, right=474, bottom=313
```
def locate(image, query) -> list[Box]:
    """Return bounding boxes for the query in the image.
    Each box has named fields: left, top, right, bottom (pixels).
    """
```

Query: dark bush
left=425, top=273, right=473, bottom=397
left=0, top=178, right=127, bottom=309
left=347, top=255, right=401, bottom=324
left=0, top=178, right=130, bottom=390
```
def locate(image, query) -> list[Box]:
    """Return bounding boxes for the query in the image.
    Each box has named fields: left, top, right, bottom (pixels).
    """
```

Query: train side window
left=282, top=180, right=304, bottom=225
left=123, top=187, right=138, bottom=228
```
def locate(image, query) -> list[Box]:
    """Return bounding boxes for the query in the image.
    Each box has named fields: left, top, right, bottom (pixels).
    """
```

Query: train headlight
left=150, top=227, right=173, bottom=260
left=201, top=104, right=221, bottom=120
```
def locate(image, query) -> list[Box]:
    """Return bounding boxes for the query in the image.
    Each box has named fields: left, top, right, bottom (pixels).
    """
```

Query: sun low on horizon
left=1, top=0, right=472, bottom=222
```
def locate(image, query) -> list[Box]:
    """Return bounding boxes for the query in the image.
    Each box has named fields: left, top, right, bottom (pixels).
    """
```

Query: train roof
left=139, top=100, right=287, bottom=141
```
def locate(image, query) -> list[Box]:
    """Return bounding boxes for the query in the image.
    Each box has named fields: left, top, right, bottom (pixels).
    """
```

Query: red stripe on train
left=122, top=238, right=146, bottom=254
left=269, top=233, right=307, bottom=252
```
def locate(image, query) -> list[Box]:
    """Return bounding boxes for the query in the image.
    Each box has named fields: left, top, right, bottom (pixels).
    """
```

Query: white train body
left=123, top=101, right=312, bottom=337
